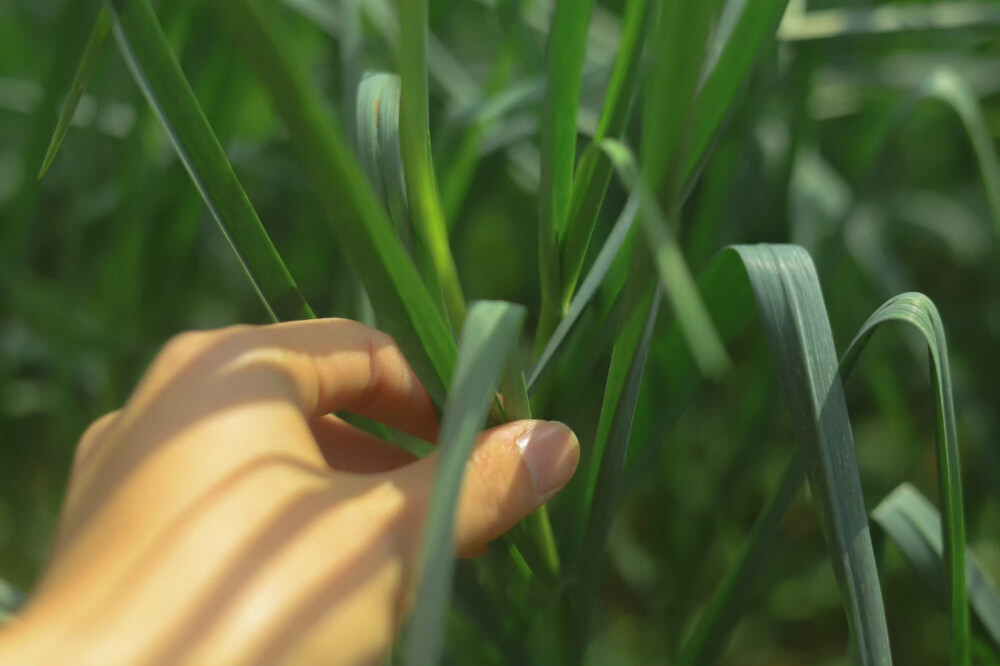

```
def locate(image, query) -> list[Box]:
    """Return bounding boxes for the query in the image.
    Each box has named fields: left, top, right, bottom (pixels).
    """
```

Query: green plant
left=7, top=0, right=999, bottom=664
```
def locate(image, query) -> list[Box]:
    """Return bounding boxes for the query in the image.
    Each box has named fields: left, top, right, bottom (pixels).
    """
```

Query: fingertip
left=513, top=420, right=579, bottom=500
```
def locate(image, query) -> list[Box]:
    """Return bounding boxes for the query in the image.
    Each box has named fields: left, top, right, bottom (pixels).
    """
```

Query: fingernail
left=516, top=421, right=580, bottom=498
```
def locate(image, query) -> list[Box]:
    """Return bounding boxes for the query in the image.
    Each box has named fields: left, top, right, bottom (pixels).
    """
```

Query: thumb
left=390, top=420, right=579, bottom=558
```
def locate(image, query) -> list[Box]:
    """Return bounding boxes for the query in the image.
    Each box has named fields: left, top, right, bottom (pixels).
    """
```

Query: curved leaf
left=356, top=72, right=414, bottom=255
left=679, top=290, right=969, bottom=665
left=105, top=0, right=314, bottom=322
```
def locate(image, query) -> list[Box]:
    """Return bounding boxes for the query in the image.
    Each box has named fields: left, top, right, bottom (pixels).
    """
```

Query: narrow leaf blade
left=106, top=0, right=314, bottom=322
left=403, top=301, right=526, bottom=666
left=873, top=483, right=998, bottom=651
left=219, top=0, right=457, bottom=404
left=39, top=6, right=111, bottom=178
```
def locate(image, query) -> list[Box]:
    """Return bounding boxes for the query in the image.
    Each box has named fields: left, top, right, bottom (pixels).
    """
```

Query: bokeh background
left=1, top=0, right=998, bottom=663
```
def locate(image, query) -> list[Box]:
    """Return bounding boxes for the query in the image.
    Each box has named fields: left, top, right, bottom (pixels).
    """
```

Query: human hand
left=0, top=319, right=579, bottom=665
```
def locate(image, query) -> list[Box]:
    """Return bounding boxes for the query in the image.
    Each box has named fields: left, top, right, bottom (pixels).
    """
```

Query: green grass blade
left=574, top=270, right=662, bottom=649
left=105, top=0, right=314, bottom=322
left=873, top=483, right=999, bottom=651
left=643, top=0, right=720, bottom=198
left=38, top=6, right=111, bottom=179
left=403, top=301, right=526, bottom=666
left=602, top=139, right=730, bottom=378
left=678, top=291, right=970, bottom=665
left=528, top=192, right=640, bottom=393
left=530, top=138, right=730, bottom=393
left=356, top=72, right=415, bottom=256
left=733, top=244, right=891, bottom=665
left=778, top=2, right=1000, bottom=41
left=218, top=0, right=457, bottom=405
left=842, top=293, right=969, bottom=664
left=398, top=0, right=466, bottom=328
left=684, top=0, right=790, bottom=187
left=536, top=0, right=597, bottom=349
left=558, top=0, right=651, bottom=308
left=500, top=347, right=561, bottom=583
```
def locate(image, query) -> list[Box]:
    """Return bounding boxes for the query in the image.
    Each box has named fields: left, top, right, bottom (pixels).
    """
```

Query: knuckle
left=74, top=410, right=120, bottom=468
left=159, top=330, right=211, bottom=365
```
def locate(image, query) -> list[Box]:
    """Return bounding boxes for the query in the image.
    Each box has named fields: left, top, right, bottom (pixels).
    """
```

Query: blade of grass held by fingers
left=403, top=301, right=526, bottom=666
left=218, top=0, right=457, bottom=406
left=105, top=0, right=314, bottom=322
left=39, top=6, right=111, bottom=179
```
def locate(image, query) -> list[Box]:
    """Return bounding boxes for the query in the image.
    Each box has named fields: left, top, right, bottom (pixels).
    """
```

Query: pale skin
left=0, top=319, right=580, bottom=665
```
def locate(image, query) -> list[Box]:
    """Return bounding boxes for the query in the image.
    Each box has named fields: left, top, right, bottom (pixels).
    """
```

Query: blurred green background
left=1, top=0, right=998, bottom=663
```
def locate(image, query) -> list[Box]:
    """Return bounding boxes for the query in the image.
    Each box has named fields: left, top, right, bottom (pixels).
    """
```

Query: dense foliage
left=1, top=0, right=998, bottom=664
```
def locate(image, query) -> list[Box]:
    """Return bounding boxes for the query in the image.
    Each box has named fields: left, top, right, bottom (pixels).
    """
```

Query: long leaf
left=528, top=192, right=640, bottom=393
left=873, top=483, right=999, bottom=651
left=403, top=301, right=526, bottom=666
left=684, top=0, right=791, bottom=188
left=733, top=244, right=891, bottom=664
left=38, top=6, right=111, bottom=178
left=536, top=0, right=596, bottom=348
left=398, top=0, right=467, bottom=328
left=558, top=0, right=651, bottom=310
left=643, top=0, right=720, bottom=198
left=602, top=139, right=730, bottom=378
left=679, top=287, right=970, bottom=664
left=530, top=137, right=729, bottom=395
left=842, top=293, right=969, bottom=664
left=105, top=0, right=314, bottom=322
left=573, top=263, right=662, bottom=654
left=218, top=0, right=457, bottom=405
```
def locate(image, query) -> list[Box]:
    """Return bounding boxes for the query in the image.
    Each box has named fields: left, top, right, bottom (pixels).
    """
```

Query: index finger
left=152, top=319, right=440, bottom=442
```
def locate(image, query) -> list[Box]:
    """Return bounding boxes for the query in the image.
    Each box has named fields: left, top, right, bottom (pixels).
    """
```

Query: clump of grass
left=26, top=0, right=1000, bottom=664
